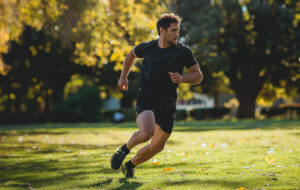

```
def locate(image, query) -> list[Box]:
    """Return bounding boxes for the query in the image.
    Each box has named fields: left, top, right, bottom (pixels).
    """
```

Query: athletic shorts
left=136, top=100, right=176, bottom=134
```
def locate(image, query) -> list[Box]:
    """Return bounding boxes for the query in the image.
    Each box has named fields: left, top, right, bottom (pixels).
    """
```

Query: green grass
left=0, top=119, right=299, bottom=190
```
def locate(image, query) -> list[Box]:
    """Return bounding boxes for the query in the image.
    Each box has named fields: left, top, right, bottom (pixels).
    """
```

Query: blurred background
left=0, top=0, right=299, bottom=124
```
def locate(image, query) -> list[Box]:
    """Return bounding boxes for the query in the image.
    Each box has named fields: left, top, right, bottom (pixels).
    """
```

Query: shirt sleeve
left=134, top=42, right=148, bottom=58
left=184, top=46, right=198, bottom=68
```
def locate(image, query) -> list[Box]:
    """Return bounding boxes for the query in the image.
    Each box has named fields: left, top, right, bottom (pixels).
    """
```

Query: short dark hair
left=157, top=13, right=182, bottom=35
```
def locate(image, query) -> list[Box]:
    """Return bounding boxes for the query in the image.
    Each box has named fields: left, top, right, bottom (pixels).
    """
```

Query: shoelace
left=127, top=166, right=135, bottom=175
left=116, top=149, right=126, bottom=157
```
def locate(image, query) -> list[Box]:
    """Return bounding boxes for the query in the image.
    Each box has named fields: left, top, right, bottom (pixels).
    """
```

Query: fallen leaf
left=180, top=158, right=186, bottom=163
left=163, top=167, right=173, bottom=172
left=152, top=158, right=160, bottom=165
left=1, top=152, right=7, bottom=156
left=265, top=157, right=276, bottom=164
left=179, top=152, right=188, bottom=156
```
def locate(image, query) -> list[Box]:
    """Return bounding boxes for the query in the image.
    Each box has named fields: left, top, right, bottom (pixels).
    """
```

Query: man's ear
left=159, top=26, right=165, bottom=35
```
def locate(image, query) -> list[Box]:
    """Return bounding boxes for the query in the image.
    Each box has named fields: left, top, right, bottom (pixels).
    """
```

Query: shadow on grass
left=92, top=177, right=114, bottom=187
left=0, top=119, right=299, bottom=133
left=0, top=131, right=68, bottom=136
left=164, top=178, right=255, bottom=189
left=174, top=119, right=300, bottom=132
left=0, top=154, right=122, bottom=188
left=0, top=142, right=125, bottom=187
left=112, top=178, right=143, bottom=190
left=0, top=143, right=123, bottom=154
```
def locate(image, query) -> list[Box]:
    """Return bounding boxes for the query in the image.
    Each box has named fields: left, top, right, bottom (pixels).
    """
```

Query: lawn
left=0, top=119, right=299, bottom=190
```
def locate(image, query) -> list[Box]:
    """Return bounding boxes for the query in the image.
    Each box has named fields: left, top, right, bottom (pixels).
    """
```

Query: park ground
left=0, top=119, right=299, bottom=190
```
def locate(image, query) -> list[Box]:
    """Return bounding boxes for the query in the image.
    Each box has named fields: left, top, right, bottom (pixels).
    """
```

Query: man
left=110, top=13, right=203, bottom=178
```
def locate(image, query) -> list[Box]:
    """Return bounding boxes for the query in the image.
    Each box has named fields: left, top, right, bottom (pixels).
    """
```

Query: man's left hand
left=168, top=72, right=183, bottom=84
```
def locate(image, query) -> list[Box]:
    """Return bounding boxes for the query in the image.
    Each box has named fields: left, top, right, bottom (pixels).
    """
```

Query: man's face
left=161, top=23, right=180, bottom=45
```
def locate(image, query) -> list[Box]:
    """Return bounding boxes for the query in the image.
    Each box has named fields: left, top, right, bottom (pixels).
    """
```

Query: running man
left=110, top=13, right=203, bottom=178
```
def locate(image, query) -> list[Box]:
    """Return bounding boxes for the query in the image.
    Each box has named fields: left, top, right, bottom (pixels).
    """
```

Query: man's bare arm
left=120, top=49, right=137, bottom=79
left=118, top=49, right=137, bottom=91
left=182, top=64, right=203, bottom=84
left=168, top=64, right=203, bottom=85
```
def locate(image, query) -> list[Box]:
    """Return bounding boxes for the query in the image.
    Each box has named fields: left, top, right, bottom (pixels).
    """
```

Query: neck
left=158, top=37, right=171, bottom=48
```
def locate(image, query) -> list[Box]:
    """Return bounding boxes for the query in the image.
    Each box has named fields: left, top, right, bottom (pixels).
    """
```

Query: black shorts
left=136, top=100, right=176, bottom=134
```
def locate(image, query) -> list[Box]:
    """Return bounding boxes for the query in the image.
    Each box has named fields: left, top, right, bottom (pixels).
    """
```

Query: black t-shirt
left=134, top=39, right=198, bottom=104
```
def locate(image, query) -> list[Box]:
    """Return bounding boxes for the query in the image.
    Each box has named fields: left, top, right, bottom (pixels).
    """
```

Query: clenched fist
left=118, top=77, right=128, bottom=91
left=168, top=72, right=183, bottom=83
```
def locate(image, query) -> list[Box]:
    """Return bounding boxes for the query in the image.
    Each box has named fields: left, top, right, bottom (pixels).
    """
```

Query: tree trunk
left=236, top=89, right=257, bottom=118
left=213, top=91, right=219, bottom=108
left=45, top=91, right=50, bottom=113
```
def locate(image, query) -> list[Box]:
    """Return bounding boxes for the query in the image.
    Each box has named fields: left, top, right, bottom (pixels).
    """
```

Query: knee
left=150, top=144, right=165, bottom=153
left=140, top=131, right=154, bottom=142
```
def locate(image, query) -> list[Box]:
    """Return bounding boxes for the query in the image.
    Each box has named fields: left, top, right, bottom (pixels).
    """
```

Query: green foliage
left=190, top=107, right=230, bottom=120
left=175, top=109, right=188, bottom=121
left=261, top=105, right=300, bottom=118
left=0, top=26, right=88, bottom=115
left=122, top=108, right=137, bottom=121
left=0, top=0, right=169, bottom=119
left=52, top=83, right=102, bottom=122
left=176, top=0, right=300, bottom=118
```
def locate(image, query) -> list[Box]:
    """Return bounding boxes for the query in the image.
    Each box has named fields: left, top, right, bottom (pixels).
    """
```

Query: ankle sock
left=121, top=144, right=130, bottom=154
left=125, top=160, right=135, bottom=169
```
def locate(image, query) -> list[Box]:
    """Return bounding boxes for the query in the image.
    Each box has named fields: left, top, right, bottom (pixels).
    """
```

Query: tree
left=1, top=26, right=88, bottom=114
left=175, top=0, right=300, bottom=118
left=0, top=0, right=170, bottom=117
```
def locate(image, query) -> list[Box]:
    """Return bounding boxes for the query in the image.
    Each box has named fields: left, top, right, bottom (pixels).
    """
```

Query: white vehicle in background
left=176, top=93, right=214, bottom=110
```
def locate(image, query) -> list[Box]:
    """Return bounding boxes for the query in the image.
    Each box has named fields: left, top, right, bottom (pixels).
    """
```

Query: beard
left=166, top=38, right=177, bottom=45
left=168, top=40, right=176, bottom=45
left=165, top=34, right=178, bottom=45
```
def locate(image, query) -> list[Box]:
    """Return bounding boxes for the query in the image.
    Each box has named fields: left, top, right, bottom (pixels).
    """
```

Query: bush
left=50, top=85, right=102, bottom=122
left=122, top=108, right=137, bottom=121
left=261, top=104, right=300, bottom=118
left=175, top=110, right=188, bottom=121
left=190, top=107, right=230, bottom=120
left=102, top=108, right=137, bottom=122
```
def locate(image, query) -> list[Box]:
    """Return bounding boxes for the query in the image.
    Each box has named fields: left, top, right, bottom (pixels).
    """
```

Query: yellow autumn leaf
left=163, top=167, right=173, bottom=172
left=1, top=152, right=7, bottom=156
left=179, top=152, right=188, bottom=156
left=152, top=161, right=160, bottom=165
left=265, top=157, right=276, bottom=164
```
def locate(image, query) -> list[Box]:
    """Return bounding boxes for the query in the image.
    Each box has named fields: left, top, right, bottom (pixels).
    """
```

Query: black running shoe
left=121, top=164, right=135, bottom=179
left=110, top=148, right=128, bottom=170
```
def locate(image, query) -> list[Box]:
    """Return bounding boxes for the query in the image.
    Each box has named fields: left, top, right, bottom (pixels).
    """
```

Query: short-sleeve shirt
left=134, top=39, right=198, bottom=104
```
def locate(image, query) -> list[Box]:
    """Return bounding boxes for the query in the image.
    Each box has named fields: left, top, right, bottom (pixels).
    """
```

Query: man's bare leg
left=131, top=124, right=170, bottom=166
left=126, top=110, right=155, bottom=150
left=110, top=110, right=155, bottom=170
left=121, top=124, right=169, bottom=178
